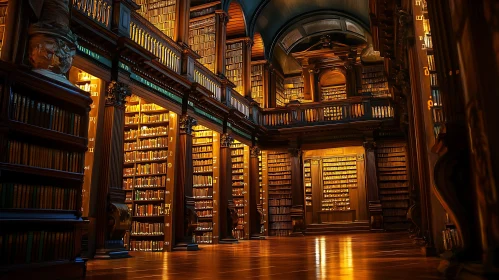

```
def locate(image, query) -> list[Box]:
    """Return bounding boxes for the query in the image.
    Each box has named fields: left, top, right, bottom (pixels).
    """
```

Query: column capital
left=250, top=146, right=260, bottom=158
left=216, top=10, right=229, bottom=25
left=179, top=115, right=197, bottom=135
left=363, top=141, right=377, bottom=151
left=288, top=148, right=301, bottom=158
left=220, top=133, right=234, bottom=148
left=106, top=81, right=131, bottom=107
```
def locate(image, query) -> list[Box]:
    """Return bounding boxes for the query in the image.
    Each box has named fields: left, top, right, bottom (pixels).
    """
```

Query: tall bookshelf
left=231, top=140, right=249, bottom=239
left=192, top=125, right=218, bottom=244
left=189, top=15, right=216, bottom=73
left=135, top=0, right=177, bottom=39
left=321, top=84, right=347, bottom=101
left=321, top=156, right=357, bottom=211
left=0, top=63, right=90, bottom=277
left=375, top=142, right=410, bottom=231
left=276, top=74, right=286, bottom=107
left=251, top=63, right=265, bottom=107
left=267, top=151, right=292, bottom=236
left=260, top=151, right=269, bottom=235
left=226, top=41, right=244, bottom=94
left=303, top=159, right=312, bottom=207
left=0, top=1, right=7, bottom=56
left=123, top=95, right=173, bottom=252
left=284, top=76, right=304, bottom=102
left=359, top=64, right=390, bottom=98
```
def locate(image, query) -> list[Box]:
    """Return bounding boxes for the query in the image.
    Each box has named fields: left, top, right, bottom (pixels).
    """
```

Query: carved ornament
left=250, top=146, right=260, bottom=158
left=288, top=148, right=301, bottom=158
left=106, top=81, right=131, bottom=107
left=220, top=133, right=234, bottom=148
left=179, top=115, right=197, bottom=135
left=363, top=141, right=377, bottom=151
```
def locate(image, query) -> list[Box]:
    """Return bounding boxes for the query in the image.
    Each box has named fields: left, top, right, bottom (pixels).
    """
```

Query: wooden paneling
left=227, top=2, right=246, bottom=38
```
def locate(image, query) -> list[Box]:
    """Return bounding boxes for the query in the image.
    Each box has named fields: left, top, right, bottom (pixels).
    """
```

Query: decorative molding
left=363, top=141, right=377, bottom=151
left=220, top=133, right=234, bottom=148
left=396, top=9, right=415, bottom=45
left=288, top=148, right=301, bottom=158
left=106, top=81, right=131, bottom=107
left=28, top=0, right=77, bottom=86
left=250, top=146, right=260, bottom=158
left=179, top=115, right=197, bottom=135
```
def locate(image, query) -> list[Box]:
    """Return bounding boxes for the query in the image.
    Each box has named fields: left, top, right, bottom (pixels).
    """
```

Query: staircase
left=305, top=221, right=370, bottom=235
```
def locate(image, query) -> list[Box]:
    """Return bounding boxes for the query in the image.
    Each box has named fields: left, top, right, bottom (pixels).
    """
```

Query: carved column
left=268, top=64, right=277, bottom=108
left=174, top=115, right=199, bottom=250
left=176, top=0, right=191, bottom=44
left=249, top=146, right=263, bottom=239
left=94, top=81, right=132, bottom=258
left=214, top=10, right=228, bottom=76
left=302, top=63, right=312, bottom=101
left=219, top=133, right=237, bottom=243
left=289, top=147, right=305, bottom=236
left=242, top=38, right=253, bottom=99
left=345, top=60, right=357, bottom=97
left=27, top=0, right=77, bottom=86
left=363, top=140, right=383, bottom=231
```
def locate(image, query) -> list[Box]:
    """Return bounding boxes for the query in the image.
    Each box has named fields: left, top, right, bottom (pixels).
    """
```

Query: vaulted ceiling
left=221, top=0, right=370, bottom=59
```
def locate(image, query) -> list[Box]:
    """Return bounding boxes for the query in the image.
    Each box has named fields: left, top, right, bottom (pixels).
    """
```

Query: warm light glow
left=339, top=236, right=354, bottom=280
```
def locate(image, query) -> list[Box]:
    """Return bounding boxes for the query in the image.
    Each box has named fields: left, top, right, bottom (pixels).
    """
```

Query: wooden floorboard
left=86, top=232, right=444, bottom=280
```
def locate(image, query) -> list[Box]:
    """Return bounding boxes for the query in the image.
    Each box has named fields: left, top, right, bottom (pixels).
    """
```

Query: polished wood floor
left=86, top=232, right=443, bottom=280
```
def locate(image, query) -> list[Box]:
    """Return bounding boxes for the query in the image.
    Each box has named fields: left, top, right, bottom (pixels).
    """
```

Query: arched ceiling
left=222, top=0, right=370, bottom=58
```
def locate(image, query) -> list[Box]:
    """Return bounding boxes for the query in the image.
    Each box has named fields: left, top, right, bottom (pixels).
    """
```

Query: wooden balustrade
left=229, top=88, right=250, bottom=118
left=130, top=12, right=181, bottom=73
left=261, top=98, right=393, bottom=128
left=193, top=61, right=222, bottom=101
left=73, top=0, right=112, bottom=28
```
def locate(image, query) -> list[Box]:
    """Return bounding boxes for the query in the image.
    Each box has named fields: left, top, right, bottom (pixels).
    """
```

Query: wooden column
left=219, top=133, right=237, bottom=242
left=242, top=38, right=253, bottom=99
left=176, top=0, right=191, bottom=44
left=215, top=10, right=228, bottom=76
left=289, top=148, right=305, bottom=235
left=174, top=115, right=198, bottom=250
left=302, top=64, right=312, bottom=101
left=268, top=65, right=277, bottom=108
left=345, top=61, right=357, bottom=97
left=363, top=140, right=383, bottom=230
left=311, top=159, right=322, bottom=223
left=94, top=82, right=132, bottom=258
left=249, top=146, right=262, bottom=238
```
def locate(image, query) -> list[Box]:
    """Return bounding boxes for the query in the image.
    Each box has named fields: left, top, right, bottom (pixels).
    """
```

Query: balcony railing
left=130, top=12, right=181, bottom=73
left=228, top=88, right=250, bottom=118
left=73, top=0, right=112, bottom=29
left=260, top=97, right=394, bottom=128
left=193, top=61, right=222, bottom=101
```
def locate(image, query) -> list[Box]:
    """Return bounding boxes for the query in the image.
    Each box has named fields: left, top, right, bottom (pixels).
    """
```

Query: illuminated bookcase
left=192, top=125, right=219, bottom=244
left=189, top=15, right=216, bottom=73
left=135, top=0, right=177, bottom=39
left=303, top=160, right=312, bottom=207
left=284, top=76, right=304, bottom=101
left=275, top=74, right=286, bottom=107
left=251, top=62, right=265, bottom=107
left=260, top=151, right=269, bottom=235
left=226, top=40, right=244, bottom=94
left=375, top=142, right=410, bottom=230
left=0, top=1, right=7, bottom=56
left=321, top=84, right=347, bottom=101
left=123, top=95, right=174, bottom=252
left=359, top=64, right=390, bottom=98
left=267, top=151, right=292, bottom=236
left=321, top=156, right=357, bottom=211
left=231, top=140, right=249, bottom=239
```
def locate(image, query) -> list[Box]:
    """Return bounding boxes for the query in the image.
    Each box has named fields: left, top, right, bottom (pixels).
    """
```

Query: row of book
left=196, top=209, right=213, bottom=218
left=361, top=77, right=387, bottom=84
left=134, top=204, right=166, bottom=216
left=9, top=92, right=83, bottom=136
left=123, top=176, right=167, bottom=190
left=196, top=222, right=213, bottom=231
left=323, top=174, right=357, bottom=180
left=232, top=156, right=243, bottom=163
left=0, top=231, right=74, bottom=264
left=131, top=221, right=164, bottom=235
left=129, top=240, right=163, bottom=252
left=195, top=201, right=213, bottom=209
left=7, top=140, right=83, bottom=173
left=323, top=166, right=357, bottom=171
left=125, top=103, right=166, bottom=113
left=268, top=198, right=292, bottom=206
left=0, top=183, right=77, bottom=210
left=324, top=184, right=357, bottom=189
left=268, top=207, right=290, bottom=214
left=232, top=188, right=245, bottom=196
left=194, top=166, right=212, bottom=173
left=195, top=233, right=213, bottom=244
left=193, top=159, right=213, bottom=166
left=232, top=162, right=243, bottom=169
left=193, top=138, right=213, bottom=145
left=124, top=137, right=168, bottom=150
left=124, top=126, right=168, bottom=140
left=193, top=151, right=213, bottom=159
left=134, top=190, right=165, bottom=201
left=324, top=193, right=349, bottom=198
left=193, top=130, right=213, bottom=137
left=361, top=71, right=386, bottom=78
left=124, top=150, right=168, bottom=162
left=323, top=169, right=357, bottom=175
left=193, top=188, right=212, bottom=198
left=193, top=175, right=213, bottom=187
left=193, top=146, right=212, bottom=153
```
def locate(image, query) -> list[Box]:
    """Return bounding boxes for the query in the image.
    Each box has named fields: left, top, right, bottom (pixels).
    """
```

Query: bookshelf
left=189, top=15, right=216, bottom=73
left=226, top=41, right=244, bottom=95
left=69, top=68, right=103, bottom=218
left=251, top=63, right=265, bottom=107
left=321, top=84, right=347, bottom=101
left=135, top=0, right=177, bottom=39
left=260, top=151, right=269, bottom=235
left=0, top=63, right=90, bottom=277
left=276, top=74, right=286, bottom=107
left=0, top=1, right=7, bottom=56
left=123, top=94, right=173, bottom=252
left=284, top=76, right=304, bottom=102
left=359, top=64, right=390, bottom=98
left=375, top=142, right=410, bottom=230
left=267, top=151, right=292, bottom=236
left=321, top=156, right=357, bottom=211
left=231, top=140, right=249, bottom=239
left=303, top=160, right=312, bottom=207
left=192, top=125, right=219, bottom=244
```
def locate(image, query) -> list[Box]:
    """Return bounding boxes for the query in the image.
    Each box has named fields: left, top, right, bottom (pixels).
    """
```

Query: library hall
left=0, top=0, right=498, bottom=279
